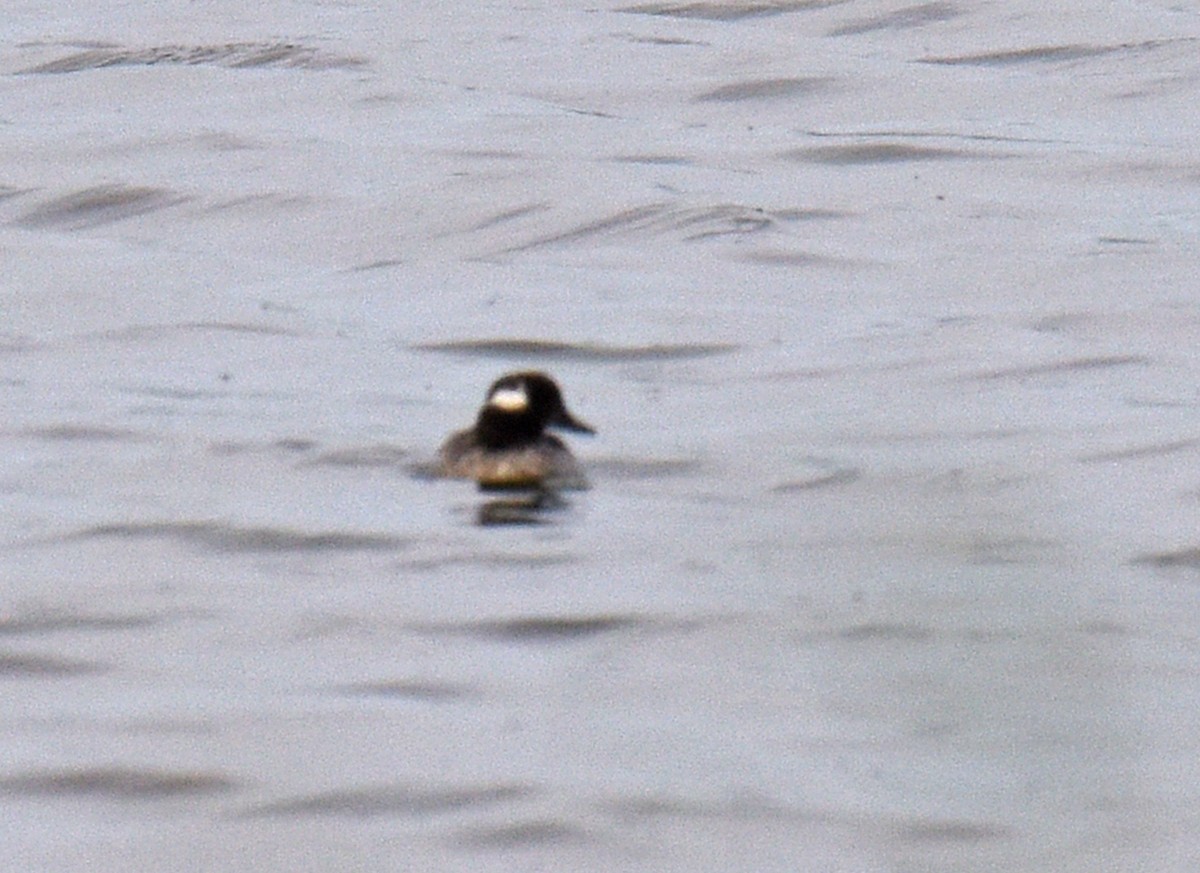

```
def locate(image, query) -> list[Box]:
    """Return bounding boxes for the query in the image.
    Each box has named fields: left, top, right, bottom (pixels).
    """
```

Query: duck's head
left=475, top=371, right=594, bottom=447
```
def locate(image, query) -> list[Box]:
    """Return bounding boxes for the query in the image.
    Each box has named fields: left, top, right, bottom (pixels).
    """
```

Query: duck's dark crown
left=473, top=371, right=593, bottom=449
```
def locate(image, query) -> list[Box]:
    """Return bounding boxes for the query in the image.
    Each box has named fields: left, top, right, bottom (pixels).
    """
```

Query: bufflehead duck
left=440, top=371, right=594, bottom=489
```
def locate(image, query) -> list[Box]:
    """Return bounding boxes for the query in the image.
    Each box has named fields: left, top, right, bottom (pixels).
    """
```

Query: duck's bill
left=551, top=410, right=595, bottom=435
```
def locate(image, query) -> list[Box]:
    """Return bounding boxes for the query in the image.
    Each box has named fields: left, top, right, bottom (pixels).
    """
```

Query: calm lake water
left=4, top=2, right=1200, bottom=870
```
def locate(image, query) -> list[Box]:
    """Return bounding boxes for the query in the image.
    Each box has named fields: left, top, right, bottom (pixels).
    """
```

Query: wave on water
left=414, top=338, right=737, bottom=362
left=60, top=521, right=408, bottom=554
left=22, top=42, right=367, bottom=74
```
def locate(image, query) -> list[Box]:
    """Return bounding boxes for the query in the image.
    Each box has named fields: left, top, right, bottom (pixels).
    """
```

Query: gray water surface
left=4, top=2, right=1200, bottom=871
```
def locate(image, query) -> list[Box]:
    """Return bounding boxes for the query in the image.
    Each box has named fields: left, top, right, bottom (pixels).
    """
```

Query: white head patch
left=488, top=383, right=529, bottom=412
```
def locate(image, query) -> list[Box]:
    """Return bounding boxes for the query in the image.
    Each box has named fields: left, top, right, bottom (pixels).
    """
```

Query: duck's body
left=440, top=430, right=585, bottom=489
left=439, top=371, right=594, bottom=490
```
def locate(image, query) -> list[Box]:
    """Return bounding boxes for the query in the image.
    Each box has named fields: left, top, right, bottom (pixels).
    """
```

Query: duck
left=439, top=371, right=594, bottom=489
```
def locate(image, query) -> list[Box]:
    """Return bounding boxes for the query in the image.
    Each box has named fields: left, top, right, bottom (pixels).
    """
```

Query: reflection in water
left=475, top=487, right=571, bottom=527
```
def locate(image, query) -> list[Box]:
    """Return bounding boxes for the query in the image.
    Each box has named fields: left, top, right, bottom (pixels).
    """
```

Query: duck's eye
left=488, top=384, right=529, bottom=412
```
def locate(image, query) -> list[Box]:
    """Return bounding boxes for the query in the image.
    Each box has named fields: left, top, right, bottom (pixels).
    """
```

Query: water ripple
left=23, top=42, right=366, bottom=74
left=62, top=521, right=408, bottom=554
left=15, top=185, right=188, bottom=230
left=415, top=339, right=736, bottom=362
left=411, top=614, right=647, bottom=643
left=620, top=1, right=847, bottom=21
left=0, top=767, right=237, bottom=798
left=0, top=652, right=106, bottom=677
left=239, top=783, right=530, bottom=819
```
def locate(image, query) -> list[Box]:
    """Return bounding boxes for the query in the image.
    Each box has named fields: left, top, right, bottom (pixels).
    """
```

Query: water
left=4, top=1, right=1200, bottom=870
